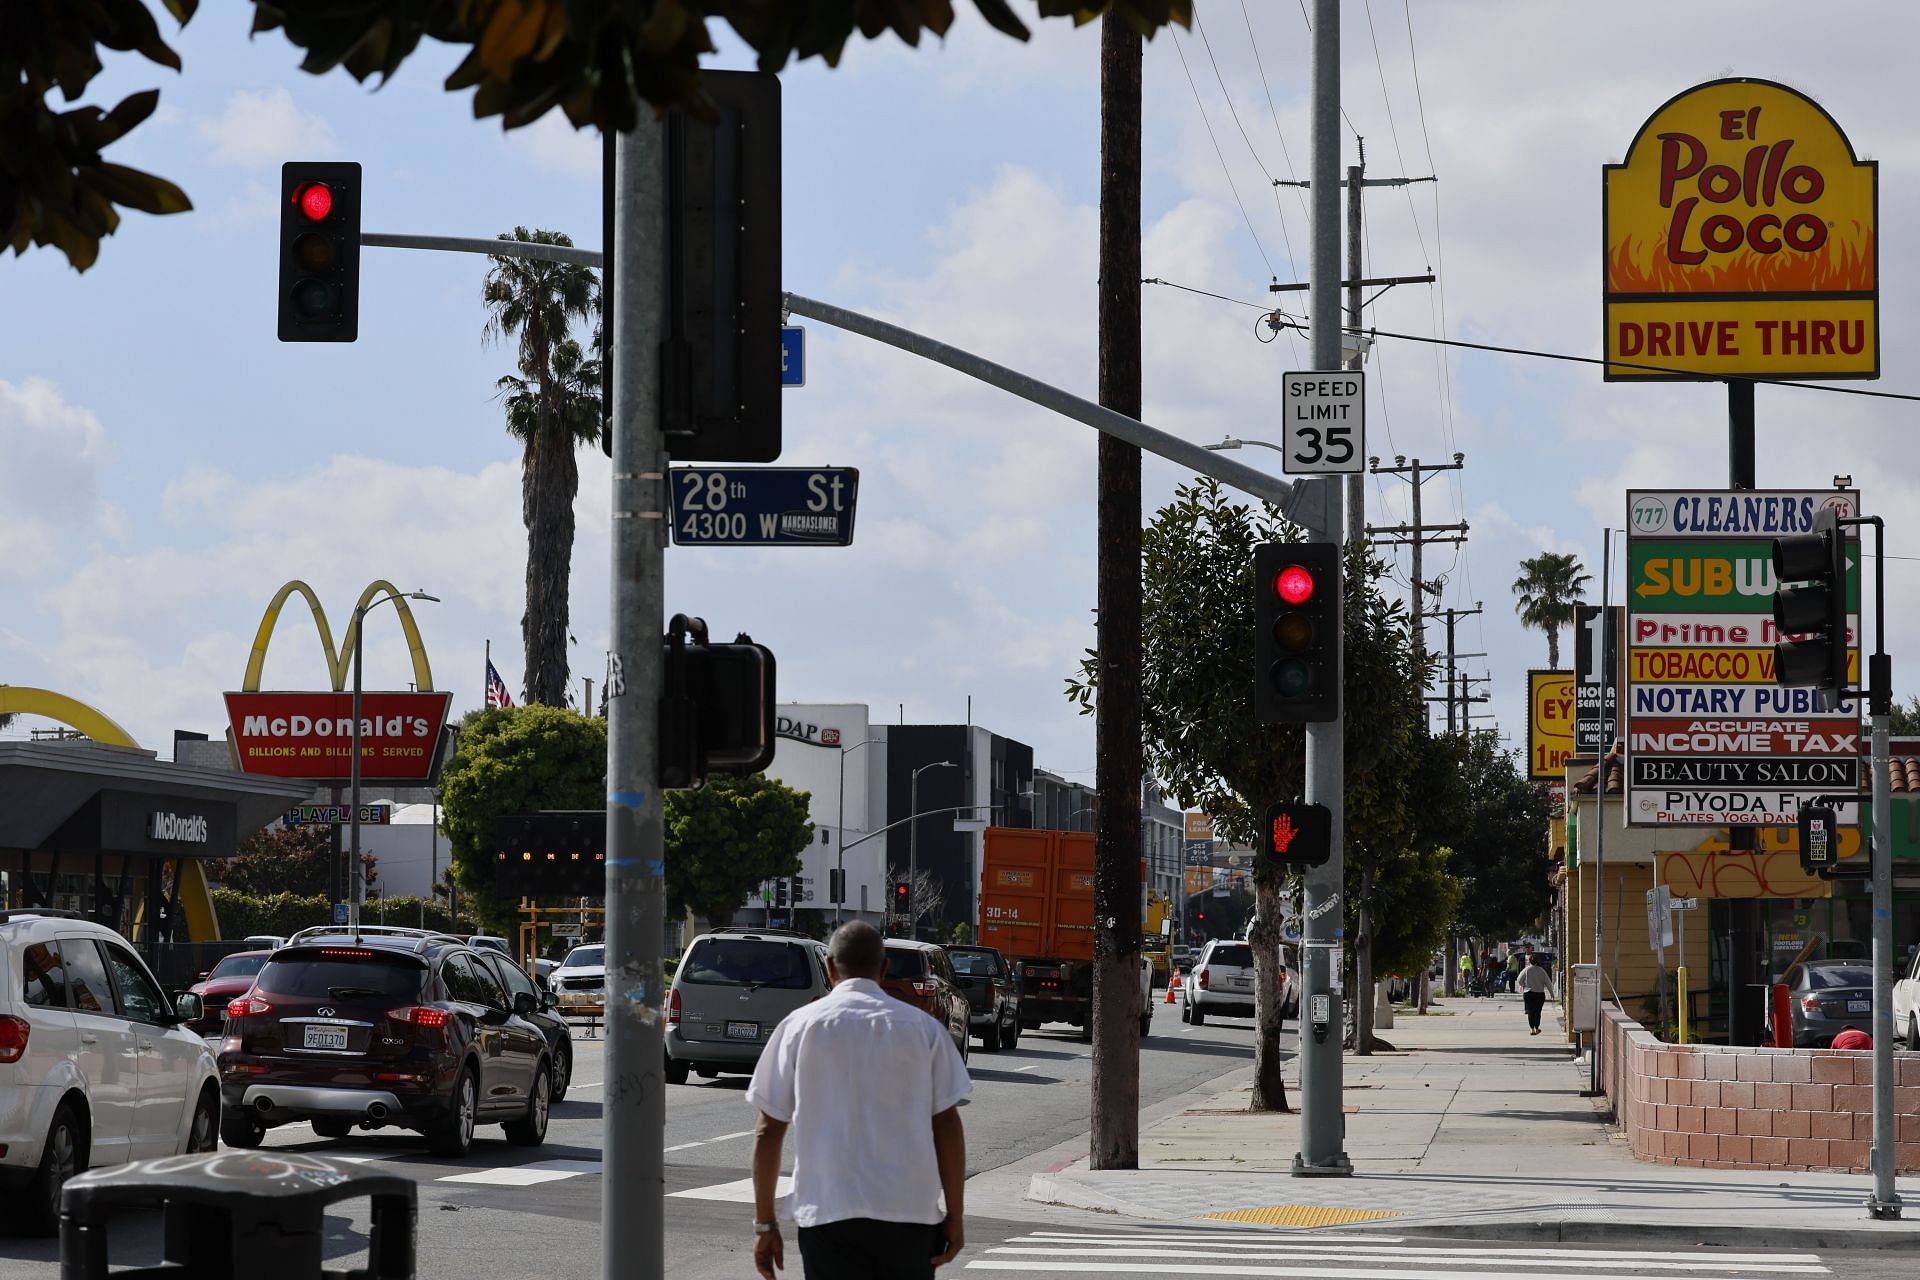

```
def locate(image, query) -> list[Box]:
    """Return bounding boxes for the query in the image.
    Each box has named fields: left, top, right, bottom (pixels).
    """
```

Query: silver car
left=665, top=928, right=830, bottom=1083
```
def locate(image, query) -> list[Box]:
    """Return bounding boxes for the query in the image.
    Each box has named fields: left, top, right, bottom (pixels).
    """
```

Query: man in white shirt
left=1517, top=953, right=1555, bottom=1035
left=748, top=921, right=970, bottom=1278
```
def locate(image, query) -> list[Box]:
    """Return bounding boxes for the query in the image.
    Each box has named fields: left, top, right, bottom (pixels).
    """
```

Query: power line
left=1193, top=2, right=1299, bottom=279
left=1291, top=0, right=1362, bottom=138
left=1363, top=1, right=1432, bottom=268
left=1140, top=276, right=1273, bottom=312
left=1239, top=0, right=1310, bottom=228
left=1170, top=29, right=1277, bottom=280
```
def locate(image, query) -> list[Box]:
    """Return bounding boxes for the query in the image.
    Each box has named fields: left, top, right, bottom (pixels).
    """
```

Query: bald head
left=827, top=921, right=886, bottom=980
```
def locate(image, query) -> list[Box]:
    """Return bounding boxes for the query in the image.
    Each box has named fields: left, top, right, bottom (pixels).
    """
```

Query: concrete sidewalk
left=1030, top=994, right=1920, bottom=1248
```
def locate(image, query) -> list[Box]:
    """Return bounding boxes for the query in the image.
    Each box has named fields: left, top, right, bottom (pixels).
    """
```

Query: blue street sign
left=781, top=326, right=805, bottom=387
left=670, top=467, right=859, bottom=547
left=332, top=901, right=349, bottom=925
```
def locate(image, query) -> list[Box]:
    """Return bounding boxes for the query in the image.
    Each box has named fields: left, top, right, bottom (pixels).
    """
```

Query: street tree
left=439, top=704, right=609, bottom=931
left=8, top=1, right=1190, bottom=272
left=484, top=229, right=601, bottom=708
left=1066, top=478, right=1433, bottom=1106
left=1421, top=731, right=1556, bottom=950
left=665, top=773, right=814, bottom=929
left=1512, top=552, right=1592, bottom=669
left=220, top=823, right=332, bottom=898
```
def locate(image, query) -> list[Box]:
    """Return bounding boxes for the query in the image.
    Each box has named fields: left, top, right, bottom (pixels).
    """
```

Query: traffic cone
left=1165, top=969, right=1180, bottom=1004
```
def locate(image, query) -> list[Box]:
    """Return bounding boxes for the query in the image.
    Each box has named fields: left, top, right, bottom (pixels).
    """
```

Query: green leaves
left=664, top=772, right=814, bottom=927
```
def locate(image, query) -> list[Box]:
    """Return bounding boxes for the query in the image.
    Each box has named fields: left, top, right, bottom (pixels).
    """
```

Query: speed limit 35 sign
left=1279, top=371, right=1365, bottom=475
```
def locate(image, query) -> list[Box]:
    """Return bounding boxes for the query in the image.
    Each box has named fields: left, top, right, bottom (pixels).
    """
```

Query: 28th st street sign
left=669, top=467, right=859, bottom=546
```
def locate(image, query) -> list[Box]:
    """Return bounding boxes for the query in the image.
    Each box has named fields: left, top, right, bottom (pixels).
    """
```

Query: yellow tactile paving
left=1199, top=1204, right=1404, bottom=1228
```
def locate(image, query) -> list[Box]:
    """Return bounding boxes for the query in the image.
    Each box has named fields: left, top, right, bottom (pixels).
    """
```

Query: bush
left=211, top=890, right=478, bottom=940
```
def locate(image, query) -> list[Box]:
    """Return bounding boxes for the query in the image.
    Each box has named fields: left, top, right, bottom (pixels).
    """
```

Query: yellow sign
left=1183, top=812, right=1214, bottom=841
left=1629, top=646, right=1859, bottom=685
left=242, top=579, right=436, bottom=693
left=1184, top=867, right=1213, bottom=897
left=1527, top=670, right=1577, bottom=781
left=1604, top=78, right=1877, bottom=380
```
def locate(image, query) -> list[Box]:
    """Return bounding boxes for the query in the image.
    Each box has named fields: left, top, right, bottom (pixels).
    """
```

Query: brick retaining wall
left=1598, top=1006, right=1920, bottom=1172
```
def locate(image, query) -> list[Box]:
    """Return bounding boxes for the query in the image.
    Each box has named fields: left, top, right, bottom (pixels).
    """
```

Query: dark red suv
left=216, top=926, right=552, bottom=1156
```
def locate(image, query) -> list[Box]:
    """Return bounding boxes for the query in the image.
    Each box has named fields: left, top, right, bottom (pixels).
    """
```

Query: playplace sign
left=1604, top=78, right=1877, bottom=380
left=224, top=691, right=452, bottom=784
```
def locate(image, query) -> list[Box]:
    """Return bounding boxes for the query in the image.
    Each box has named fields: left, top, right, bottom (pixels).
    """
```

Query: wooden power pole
left=1090, top=11, right=1143, bottom=1171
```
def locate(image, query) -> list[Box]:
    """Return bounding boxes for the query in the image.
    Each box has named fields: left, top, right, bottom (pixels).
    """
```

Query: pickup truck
left=946, top=944, right=1021, bottom=1050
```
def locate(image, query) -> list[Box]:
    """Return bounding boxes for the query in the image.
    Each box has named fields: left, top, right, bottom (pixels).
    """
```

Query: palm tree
left=1511, top=552, right=1592, bottom=668
left=483, top=228, right=601, bottom=707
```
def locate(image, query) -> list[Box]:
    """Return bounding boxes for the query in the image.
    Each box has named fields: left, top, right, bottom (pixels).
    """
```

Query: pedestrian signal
left=1260, top=801, right=1332, bottom=868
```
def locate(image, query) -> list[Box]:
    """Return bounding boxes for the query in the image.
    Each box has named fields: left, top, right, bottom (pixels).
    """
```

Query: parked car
left=1170, top=944, right=1194, bottom=972
left=945, top=944, right=1020, bottom=1051
left=1182, top=939, right=1300, bottom=1025
left=239, top=935, right=287, bottom=951
left=0, top=909, right=221, bottom=1235
left=550, top=944, right=606, bottom=1016
left=180, top=949, right=273, bottom=1040
left=879, top=940, right=971, bottom=1061
left=1769, top=960, right=1875, bottom=1048
left=476, top=950, right=575, bottom=1102
left=1896, top=944, right=1920, bottom=1049
left=216, top=925, right=552, bottom=1157
left=665, top=928, right=831, bottom=1084
left=466, top=935, right=512, bottom=956
left=532, top=957, right=559, bottom=987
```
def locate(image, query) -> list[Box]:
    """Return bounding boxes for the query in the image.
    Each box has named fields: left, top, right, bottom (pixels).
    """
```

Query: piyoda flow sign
left=1279, top=371, right=1364, bottom=475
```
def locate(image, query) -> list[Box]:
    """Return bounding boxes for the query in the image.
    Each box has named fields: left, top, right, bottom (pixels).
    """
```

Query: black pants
left=797, top=1218, right=942, bottom=1280
left=1524, top=990, right=1546, bottom=1030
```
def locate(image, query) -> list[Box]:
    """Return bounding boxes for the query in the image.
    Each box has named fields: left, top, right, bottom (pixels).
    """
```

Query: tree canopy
left=8, top=1, right=1191, bottom=272
left=665, top=772, right=814, bottom=928
left=219, top=823, right=332, bottom=899
left=439, top=704, right=609, bottom=931
left=1418, top=730, right=1556, bottom=945
left=1512, top=551, right=1591, bottom=669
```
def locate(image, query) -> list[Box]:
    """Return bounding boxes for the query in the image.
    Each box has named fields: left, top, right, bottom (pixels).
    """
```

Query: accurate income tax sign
left=1603, top=78, right=1877, bottom=381
left=1623, top=489, right=1860, bottom=826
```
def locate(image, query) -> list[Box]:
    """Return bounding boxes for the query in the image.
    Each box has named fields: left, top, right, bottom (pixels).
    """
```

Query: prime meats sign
left=224, top=691, right=452, bottom=783
left=1604, top=78, right=1877, bottom=380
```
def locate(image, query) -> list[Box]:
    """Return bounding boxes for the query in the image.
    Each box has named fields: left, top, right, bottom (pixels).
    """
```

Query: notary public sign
left=225, top=691, right=452, bottom=784
left=1603, top=79, right=1877, bottom=381
left=1624, top=489, right=1860, bottom=826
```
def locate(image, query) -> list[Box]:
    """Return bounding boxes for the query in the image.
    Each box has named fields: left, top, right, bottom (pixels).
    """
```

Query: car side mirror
left=513, top=990, right=537, bottom=1017
left=196, top=971, right=210, bottom=981
left=174, top=993, right=203, bottom=1022
left=542, top=989, right=558, bottom=1011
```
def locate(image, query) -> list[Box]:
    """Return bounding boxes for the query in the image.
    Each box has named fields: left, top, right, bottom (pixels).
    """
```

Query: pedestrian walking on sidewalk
left=748, top=920, right=971, bottom=1279
left=1517, top=953, right=1554, bottom=1034
left=1504, top=951, right=1522, bottom=993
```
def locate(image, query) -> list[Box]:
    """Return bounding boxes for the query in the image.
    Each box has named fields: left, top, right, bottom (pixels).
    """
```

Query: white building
left=758, top=704, right=889, bottom=925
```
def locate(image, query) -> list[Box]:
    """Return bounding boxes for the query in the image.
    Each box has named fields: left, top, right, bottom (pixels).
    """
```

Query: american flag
left=486, top=661, right=515, bottom=709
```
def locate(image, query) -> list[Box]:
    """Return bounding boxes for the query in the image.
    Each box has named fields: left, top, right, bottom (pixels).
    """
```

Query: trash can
left=59, top=1150, right=416, bottom=1279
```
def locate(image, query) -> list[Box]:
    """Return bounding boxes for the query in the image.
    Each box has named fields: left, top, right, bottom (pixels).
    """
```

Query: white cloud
left=197, top=89, right=337, bottom=169
left=0, top=379, right=119, bottom=581
left=505, top=112, right=601, bottom=180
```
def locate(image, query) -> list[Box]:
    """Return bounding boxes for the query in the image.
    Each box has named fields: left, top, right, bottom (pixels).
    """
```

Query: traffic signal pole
left=605, top=119, right=669, bottom=1278
left=1858, top=516, right=1901, bottom=1220
left=1294, top=0, right=1351, bottom=1178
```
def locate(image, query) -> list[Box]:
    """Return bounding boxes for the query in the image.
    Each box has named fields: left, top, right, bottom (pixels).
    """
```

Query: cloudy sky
left=5, top=2, right=1918, bottom=790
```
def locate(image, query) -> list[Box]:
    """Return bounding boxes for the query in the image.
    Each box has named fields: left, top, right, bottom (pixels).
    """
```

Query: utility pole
left=1368, top=454, right=1466, bottom=646
left=1090, top=10, right=1143, bottom=1172
left=604, top=118, right=668, bottom=1280
left=1425, top=605, right=1482, bottom=733
left=1294, top=0, right=1351, bottom=1179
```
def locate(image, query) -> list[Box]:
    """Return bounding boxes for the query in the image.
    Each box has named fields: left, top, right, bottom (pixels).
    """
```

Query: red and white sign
left=224, top=691, right=452, bottom=783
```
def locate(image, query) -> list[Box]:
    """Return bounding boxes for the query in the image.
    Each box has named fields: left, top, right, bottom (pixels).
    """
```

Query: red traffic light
left=894, top=884, right=908, bottom=898
left=1275, top=565, right=1315, bottom=605
left=295, top=182, right=334, bottom=221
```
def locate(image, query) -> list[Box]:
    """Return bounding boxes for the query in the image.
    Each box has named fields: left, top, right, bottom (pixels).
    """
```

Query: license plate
left=303, top=1024, right=349, bottom=1051
left=725, top=1021, right=759, bottom=1041
left=1848, top=999, right=1871, bottom=1013
left=1228, top=976, right=1251, bottom=988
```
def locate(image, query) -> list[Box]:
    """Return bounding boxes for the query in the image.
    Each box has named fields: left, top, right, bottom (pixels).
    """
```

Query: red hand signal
left=1270, top=812, right=1298, bottom=854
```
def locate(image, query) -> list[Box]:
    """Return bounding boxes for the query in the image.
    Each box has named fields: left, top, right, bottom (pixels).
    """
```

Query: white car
left=0, top=910, right=220, bottom=1234
left=1182, top=939, right=1300, bottom=1026
left=1895, top=944, right=1920, bottom=1048
left=550, top=944, right=606, bottom=1015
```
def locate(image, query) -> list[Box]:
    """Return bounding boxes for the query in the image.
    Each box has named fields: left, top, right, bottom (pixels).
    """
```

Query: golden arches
left=0, top=687, right=140, bottom=748
left=241, top=579, right=436, bottom=693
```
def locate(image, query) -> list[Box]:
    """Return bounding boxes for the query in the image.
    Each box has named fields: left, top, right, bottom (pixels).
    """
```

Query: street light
left=1203, top=437, right=1285, bottom=454
left=835, top=735, right=880, bottom=926
left=349, top=588, right=439, bottom=935
left=907, top=760, right=957, bottom=937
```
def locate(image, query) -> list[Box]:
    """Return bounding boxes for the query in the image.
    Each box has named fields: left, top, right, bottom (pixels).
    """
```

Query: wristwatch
left=754, top=1221, right=777, bottom=1234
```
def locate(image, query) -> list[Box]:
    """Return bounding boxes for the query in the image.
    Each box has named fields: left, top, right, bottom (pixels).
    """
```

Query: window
left=948, top=951, right=999, bottom=977
left=819, top=828, right=830, bottom=845
left=562, top=946, right=604, bottom=969
left=258, top=954, right=427, bottom=1003
left=442, top=954, right=489, bottom=1005
left=208, top=953, right=269, bottom=982
left=102, top=943, right=167, bottom=1023
left=680, top=940, right=813, bottom=990
left=884, top=948, right=928, bottom=980
left=488, top=956, right=540, bottom=1002
left=463, top=954, right=510, bottom=1008
left=1209, top=945, right=1253, bottom=969
left=1806, top=964, right=1873, bottom=990
left=58, top=938, right=114, bottom=1015
left=21, top=942, right=67, bottom=1009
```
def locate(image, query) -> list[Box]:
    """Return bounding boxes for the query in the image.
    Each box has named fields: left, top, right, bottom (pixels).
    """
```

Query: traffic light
left=1798, top=803, right=1837, bottom=875
left=774, top=879, right=789, bottom=909
left=277, top=161, right=361, bottom=342
left=1771, top=507, right=1851, bottom=699
left=660, top=619, right=776, bottom=789
left=664, top=71, right=782, bottom=461
left=894, top=881, right=910, bottom=914
left=1261, top=801, right=1332, bottom=868
left=829, top=868, right=845, bottom=905
left=1254, top=542, right=1342, bottom=722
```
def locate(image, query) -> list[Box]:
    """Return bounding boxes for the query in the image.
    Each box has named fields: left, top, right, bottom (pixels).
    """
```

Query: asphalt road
left=5, top=1010, right=1905, bottom=1278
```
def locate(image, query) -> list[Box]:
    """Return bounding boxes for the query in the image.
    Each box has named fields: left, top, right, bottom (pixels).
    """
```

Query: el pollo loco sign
left=1604, top=79, right=1877, bottom=380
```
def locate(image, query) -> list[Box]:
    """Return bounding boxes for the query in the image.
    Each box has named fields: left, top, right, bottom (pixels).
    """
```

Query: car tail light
left=913, top=980, right=937, bottom=996
left=666, top=988, right=682, bottom=1026
left=1199, top=969, right=1210, bottom=989
left=0, top=1015, right=30, bottom=1064
left=387, top=1006, right=451, bottom=1028
left=1801, top=995, right=1822, bottom=1012
left=319, top=949, right=375, bottom=957
left=227, top=996, right=272, bottom=1019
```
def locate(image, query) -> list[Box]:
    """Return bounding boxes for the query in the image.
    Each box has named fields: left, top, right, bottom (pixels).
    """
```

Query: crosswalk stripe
left=984, top=1248, right=1826, bottom=1274
left=968, top=1265, right=1821, bottom=1280
left=668, top=1175, right=792, bottom=1203
left=1005, top=1236, right=1824, bottom=1267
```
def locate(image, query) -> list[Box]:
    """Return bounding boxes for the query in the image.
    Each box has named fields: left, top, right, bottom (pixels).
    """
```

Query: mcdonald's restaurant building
left=0, top=736, right=310, bottom=982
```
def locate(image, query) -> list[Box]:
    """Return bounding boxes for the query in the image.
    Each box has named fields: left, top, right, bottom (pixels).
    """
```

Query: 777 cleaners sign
left=1624, top=490, right=1860, bottom=825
